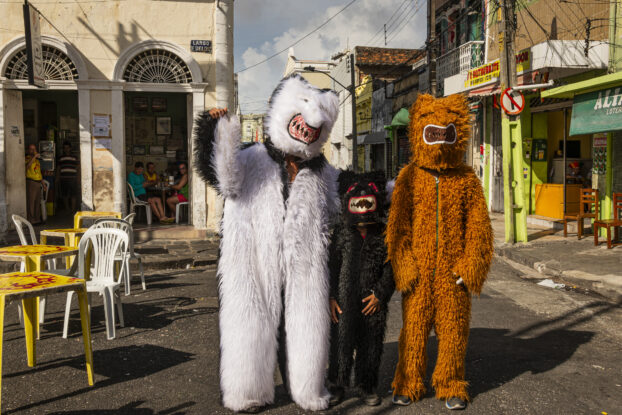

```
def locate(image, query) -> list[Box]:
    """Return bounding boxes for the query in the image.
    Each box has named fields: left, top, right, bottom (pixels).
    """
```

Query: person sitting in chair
left=166, top=162, right=188, bottom=221
left=128, top=162, right=171, bottom=223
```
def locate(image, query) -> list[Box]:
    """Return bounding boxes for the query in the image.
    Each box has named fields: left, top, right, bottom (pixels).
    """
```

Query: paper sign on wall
left=93, top=114, right=111, bottom=138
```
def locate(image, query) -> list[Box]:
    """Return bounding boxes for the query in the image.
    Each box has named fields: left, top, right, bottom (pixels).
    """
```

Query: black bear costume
left=327, top=171, right=395, bottom=405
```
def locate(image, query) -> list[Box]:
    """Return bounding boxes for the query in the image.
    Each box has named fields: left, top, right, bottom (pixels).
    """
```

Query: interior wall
left=3, top=89, right=26, bottom=220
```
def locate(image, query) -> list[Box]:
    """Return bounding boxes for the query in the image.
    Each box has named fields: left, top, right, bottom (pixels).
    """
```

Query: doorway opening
left=124, top=92, right=189, bottom=223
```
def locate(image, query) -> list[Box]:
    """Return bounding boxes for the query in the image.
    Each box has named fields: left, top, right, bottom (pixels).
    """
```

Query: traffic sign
left=500, top=88, right=525, bottom=115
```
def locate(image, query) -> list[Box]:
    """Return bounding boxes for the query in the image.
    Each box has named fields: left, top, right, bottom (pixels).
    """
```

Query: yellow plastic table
left=40, top=228, right=87, bottom=267
left=0, top=245, right=79, bottom=338
left=0, top=272, right=94, bottom=412
left=74, top=211, right=121, bottom=229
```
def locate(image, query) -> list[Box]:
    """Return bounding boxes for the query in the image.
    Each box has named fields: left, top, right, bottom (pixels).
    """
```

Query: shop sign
left=569, top=87, right=622, bottom=136
left=515, top=49, right=530, bottom=74
left=465, top=60, right=500, bottom=88
left=191, top=40, right=212, bottom=53
left=23, top=4, right=44, bottom=87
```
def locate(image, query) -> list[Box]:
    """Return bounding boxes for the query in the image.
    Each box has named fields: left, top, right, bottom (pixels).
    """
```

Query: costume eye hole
left=303, top=98, right=309, bottom=103
left=368, top=182, right=378, bottom=193
left=347, top=183, right=358, bottom=193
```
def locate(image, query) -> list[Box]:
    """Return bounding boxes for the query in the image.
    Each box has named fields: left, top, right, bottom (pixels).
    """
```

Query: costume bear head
left=408, top=93, right=471, bottom=171
left=265, top=73, right=339, bottom=160
left=338, top=170, right=388, bottom=227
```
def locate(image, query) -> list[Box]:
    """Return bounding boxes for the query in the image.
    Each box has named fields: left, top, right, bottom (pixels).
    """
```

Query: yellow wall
left=356, top=75, right=372, bottom=134
left=0, top=1, right=215, bottom=82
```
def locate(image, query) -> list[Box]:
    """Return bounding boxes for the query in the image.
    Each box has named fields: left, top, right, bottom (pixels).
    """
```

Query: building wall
left=0, top=1, right=216, bottom=82
left=486, top=0, right=610, bottom=62
left=0, top=0, right=234, bottom=232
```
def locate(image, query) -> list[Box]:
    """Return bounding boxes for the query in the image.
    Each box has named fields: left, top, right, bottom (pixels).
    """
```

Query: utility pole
left=350, top=53, right=358, bottom=172
left=428, top=0, right=437, bottom=96
left=609, top=0, right=621, bottom=73
left=499, top=0, right=527, bottom=243
left=384, top=23, right=387, bottom=46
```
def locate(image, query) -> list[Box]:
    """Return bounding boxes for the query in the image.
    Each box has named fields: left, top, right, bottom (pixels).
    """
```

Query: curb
left=496, top=245, right=622, bottom=302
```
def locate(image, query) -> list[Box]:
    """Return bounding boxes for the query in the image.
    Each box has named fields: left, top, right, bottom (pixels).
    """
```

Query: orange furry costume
left=387, top=94, right=493, bottom=402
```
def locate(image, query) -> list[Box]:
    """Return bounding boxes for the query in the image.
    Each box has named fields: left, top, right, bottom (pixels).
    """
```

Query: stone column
left=111, top=84, right=126, bottom=215
left=78, top=86, right=93, bottom=210
left=207, top=0, right=235, bottom=232
left=189, top=85, right=207, bottom=229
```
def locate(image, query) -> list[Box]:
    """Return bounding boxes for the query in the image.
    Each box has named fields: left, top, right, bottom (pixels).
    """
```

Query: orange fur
left=387, top=94, right=493, bottom=402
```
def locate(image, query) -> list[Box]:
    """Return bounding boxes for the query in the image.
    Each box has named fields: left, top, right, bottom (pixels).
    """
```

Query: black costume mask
left=339, top=171, right=387, bottom=227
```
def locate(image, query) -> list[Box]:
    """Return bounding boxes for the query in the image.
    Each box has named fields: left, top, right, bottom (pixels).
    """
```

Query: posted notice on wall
left=93, top=114, right=111, bottom=138
left=94, top=138, right=112, bottom=151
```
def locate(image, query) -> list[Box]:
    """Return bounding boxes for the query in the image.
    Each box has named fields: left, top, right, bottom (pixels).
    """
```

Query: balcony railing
left=436, top=40, right=484, bottom=92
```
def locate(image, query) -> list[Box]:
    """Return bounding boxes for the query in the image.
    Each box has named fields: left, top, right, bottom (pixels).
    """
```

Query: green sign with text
left=569, top=87, right=622, bottom=136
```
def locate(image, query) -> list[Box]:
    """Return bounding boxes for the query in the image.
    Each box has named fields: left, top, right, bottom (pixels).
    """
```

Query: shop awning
left=542, top=71, right=622, bottom=135
left=529, top=97, right=573, bottom=113
left=541, top=71, right=622, bottom=99
left=357, top=131, right=387, bottom=145
left=388, top=107, right=410, bottom=127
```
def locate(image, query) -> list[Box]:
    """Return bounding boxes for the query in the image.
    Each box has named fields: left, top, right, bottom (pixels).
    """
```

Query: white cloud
left=235, top=0, right=427, bottom=114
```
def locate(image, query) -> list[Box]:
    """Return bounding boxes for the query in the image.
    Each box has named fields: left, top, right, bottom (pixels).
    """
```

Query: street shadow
left=527, top=229, right=559, bottom=242
left=47, top=400, right=196, bottom=414
left=45, top=296, right=216, bottom=339
left=4, top=346, right=194, bottom=414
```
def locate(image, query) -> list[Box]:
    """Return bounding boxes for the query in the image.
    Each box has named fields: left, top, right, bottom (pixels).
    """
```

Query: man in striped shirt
left=57, top=141, right=80, bottom=213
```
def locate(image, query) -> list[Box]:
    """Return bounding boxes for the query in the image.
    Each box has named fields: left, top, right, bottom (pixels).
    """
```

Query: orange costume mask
left=387, top=94, right=493, bottom=403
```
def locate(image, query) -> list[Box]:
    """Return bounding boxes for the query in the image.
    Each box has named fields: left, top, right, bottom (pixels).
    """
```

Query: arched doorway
left=113, top=40, right=207, bottom=228
left=0, top=36, right=87, bottom=227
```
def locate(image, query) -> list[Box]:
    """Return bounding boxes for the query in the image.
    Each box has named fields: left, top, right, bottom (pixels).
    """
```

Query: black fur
left=327, top=171, right=395, bottom=394
left=193, top=111, right=220, bottom=189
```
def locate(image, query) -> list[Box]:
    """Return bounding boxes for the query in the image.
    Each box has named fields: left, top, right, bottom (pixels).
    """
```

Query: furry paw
left=292, top=392, right=330, bottom=411
left=216, top=113, right=241, bottom=142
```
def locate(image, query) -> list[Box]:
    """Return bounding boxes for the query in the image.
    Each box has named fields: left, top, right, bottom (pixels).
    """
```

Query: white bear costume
left=194, top=74, right=341, bottom=411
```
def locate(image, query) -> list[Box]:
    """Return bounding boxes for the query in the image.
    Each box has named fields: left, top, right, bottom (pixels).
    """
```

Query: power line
left=387, top=0, right=424, bottom=44
left=364, top=0, right=411, bottom=46
left=236, top=0, right=360, bottom=74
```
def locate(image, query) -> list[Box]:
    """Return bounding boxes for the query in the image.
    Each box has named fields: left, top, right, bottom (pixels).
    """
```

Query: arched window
left=4, top=44, right=79, bottom=80
left=123, top=49, right=193, bottom=84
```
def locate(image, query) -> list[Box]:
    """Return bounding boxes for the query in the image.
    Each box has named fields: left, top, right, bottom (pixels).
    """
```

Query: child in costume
left=195, top=74, right=340, bottom=413
left=327, top=171, right=395, bottom=407
left=387, top=94, right=493, bottom=410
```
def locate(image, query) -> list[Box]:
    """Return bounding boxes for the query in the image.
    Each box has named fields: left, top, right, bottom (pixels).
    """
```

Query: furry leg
left=327, top=313, right=356, bottom=388
left=354, top=312, right=387, bottom=393
left=218, top=229, right=281, bottom=411
left=284, top=272, right=331, bottom=411
left=432, top=277, right=471, bottom=401
left=392, top=290, right=432, bottom=401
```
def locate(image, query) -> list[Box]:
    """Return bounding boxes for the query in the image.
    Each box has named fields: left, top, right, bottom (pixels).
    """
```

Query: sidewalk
left=492, top=213, right=622, bottom=302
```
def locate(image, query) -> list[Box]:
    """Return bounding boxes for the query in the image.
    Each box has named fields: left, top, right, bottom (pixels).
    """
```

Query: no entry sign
left=500, top=88, right=525, bottom=115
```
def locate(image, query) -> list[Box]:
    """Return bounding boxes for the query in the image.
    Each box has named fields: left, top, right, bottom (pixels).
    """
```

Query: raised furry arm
left=385, top=164, right=419, bottom=293
left=193, top=111, right=243, bottom=199
left=451, top=175, right=494, bottom=295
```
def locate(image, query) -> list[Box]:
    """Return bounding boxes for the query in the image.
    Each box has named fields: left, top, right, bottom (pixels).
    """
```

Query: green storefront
left=542, top=72, right=622, bottom=230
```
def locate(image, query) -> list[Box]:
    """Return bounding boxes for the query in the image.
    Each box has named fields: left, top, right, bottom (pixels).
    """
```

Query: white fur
left=215, top=76, right=340, bottom=412
left=212, top=114, right=243, bottom=199
left=386, top=178, right=396, bottom=204
left=266, top=76, right=339, bottom=160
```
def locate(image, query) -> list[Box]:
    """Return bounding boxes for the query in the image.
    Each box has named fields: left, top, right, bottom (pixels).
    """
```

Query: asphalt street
left=1, top=256, right=620, bottom=414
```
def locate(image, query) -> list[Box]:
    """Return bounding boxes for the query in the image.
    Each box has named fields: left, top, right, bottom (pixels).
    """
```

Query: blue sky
left=234, top=0, right=428, bottom=113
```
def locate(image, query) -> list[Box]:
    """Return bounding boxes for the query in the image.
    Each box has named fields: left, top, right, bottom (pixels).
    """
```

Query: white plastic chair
left=63, top=227, right=129, bottom=340
left=11, top=214, right=59, bottom=326
left=93, top=218, right=145, bottom=295
left=123, top=212, right=136, bottom=225
left=41, top=179, right=50, bottom=223
left=127, top=183, right=152, bottom=225
left=175, top=202, right=189, bottom=224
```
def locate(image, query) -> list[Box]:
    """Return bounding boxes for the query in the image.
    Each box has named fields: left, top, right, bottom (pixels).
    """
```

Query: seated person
left=144, top=162, right=159, bottom=184
left=128, top=162, right=171, bottom=223
left=166, top=162, right=188, bottom=220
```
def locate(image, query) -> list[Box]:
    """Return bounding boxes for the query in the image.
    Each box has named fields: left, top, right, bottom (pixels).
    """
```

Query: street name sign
left=191, top=40, right=212, bottom=53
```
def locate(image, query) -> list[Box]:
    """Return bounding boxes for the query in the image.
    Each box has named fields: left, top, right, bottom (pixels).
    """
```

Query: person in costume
left=194, top=74, right=340, bottom=413
left=387, top=94, right=493, bottom=410
left=327, top=171, right=395, bottom=407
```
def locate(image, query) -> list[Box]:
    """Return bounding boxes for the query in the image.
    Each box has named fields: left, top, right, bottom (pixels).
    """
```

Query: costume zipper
left=432, top=176, right=439, bottom=279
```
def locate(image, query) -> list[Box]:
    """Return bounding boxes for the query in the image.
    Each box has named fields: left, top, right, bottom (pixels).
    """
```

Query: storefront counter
left=535, top=184, right=582, bottom=219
